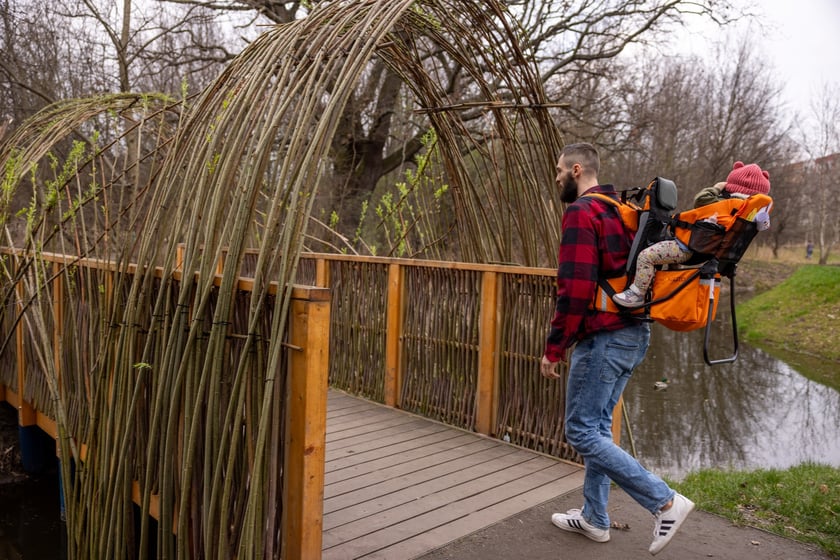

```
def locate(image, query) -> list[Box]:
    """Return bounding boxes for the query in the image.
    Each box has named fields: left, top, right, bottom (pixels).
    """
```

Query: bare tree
left=57, top=0, right=249, bottom=94
left=0, top=1, right=91, bottom=118
left=595, top=41, right=794, bottom=213
left=798, top=83, right=840, bottom=264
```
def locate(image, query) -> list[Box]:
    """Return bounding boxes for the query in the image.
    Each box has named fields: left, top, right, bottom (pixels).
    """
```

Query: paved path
left=414, top=485, right=833, bottom=559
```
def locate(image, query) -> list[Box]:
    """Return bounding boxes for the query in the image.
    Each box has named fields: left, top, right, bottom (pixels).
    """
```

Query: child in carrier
left=612, top=161, right=771, bottom=309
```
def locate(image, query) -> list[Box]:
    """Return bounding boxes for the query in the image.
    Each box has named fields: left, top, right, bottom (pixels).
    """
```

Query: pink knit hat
left=725, top=161, right=771, bottom=196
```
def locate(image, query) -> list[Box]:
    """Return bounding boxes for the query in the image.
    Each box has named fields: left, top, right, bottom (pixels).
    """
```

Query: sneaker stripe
left=658, top=519, right=675, bottom=536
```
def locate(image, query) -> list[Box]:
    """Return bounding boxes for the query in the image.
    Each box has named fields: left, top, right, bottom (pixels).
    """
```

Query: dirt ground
left=415, top=486, right=834, bottom=560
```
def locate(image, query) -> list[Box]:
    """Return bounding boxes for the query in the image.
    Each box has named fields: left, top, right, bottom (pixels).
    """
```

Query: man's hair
left=560, top=142, right=600, bottom=175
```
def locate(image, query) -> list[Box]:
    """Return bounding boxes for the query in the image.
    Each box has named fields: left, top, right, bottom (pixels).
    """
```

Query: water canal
left=625, top=319, right=840, bottom=480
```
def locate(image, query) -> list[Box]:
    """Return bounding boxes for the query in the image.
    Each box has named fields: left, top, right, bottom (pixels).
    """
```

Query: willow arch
left=0, top=1, right=564, bottom=557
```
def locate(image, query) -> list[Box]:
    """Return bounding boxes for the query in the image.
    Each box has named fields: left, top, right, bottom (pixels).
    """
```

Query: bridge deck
left=323, top=390, right=584, bottom=560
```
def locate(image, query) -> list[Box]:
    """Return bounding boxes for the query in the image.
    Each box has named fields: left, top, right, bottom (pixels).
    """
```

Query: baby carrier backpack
left=585, top=178, right=773, bottom=366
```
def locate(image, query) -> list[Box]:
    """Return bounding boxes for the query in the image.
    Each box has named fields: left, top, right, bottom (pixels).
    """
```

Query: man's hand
left=540, top=355, right=562, bottom=379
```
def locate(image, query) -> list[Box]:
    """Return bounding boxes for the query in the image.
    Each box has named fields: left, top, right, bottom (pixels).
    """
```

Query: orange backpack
left=585, top=178, right=773, bottom=364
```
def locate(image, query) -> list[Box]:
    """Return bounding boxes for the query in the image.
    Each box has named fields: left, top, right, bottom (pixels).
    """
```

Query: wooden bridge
left=0, top=249, right=608, bottom=559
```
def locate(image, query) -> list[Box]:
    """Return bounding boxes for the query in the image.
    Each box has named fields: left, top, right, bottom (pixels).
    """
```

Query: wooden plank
left=324, top=435, right=490, bottom=486
left=330, top=416, right=436, bottom=452
left=324, top=440, right=514, bottom=502
left=325, top=427, right=458, bottom=472
left=315, top=258, right=330, bottom=288
left=2, top=386, right=18, bottom=407
left=52, top=263, right=64, bottom=402
left=326, top=420, right=452, bottom=458
left=326, top=407, right=418, bottom=434
left=327, top=393, right=375, bottom=408
left=322, top=460, right=577, bottom=558
left=297, top=251, right=555, bottom=277
left=363, top=469, right=586, bottom=559
left=384, top=263, right=403, bottom=407
left=327, top=401, right=379, bottom=419
left=16, top=271, right=35, bottom=426
left=326, top=408, right=423, bottom=441
left=612, top=396, right=624, bottom=445
left=322, top=444, right=528, bottom=520
left=322, top=391, right=585, bottom=560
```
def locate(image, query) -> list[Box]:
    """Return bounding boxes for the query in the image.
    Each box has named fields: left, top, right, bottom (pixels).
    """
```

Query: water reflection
left=625, top=317, right=840, bottom=480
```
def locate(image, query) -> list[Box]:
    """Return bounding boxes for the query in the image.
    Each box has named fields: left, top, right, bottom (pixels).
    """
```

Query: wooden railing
left=289, top=252, right=584, bottom=462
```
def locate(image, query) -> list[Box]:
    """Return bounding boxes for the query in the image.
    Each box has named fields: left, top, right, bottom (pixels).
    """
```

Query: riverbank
left=736, top=258, right=840, bottom=390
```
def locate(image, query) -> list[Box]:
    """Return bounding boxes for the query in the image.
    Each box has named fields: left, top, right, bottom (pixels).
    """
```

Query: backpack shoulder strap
left=583, top=192, right=641, bottom=234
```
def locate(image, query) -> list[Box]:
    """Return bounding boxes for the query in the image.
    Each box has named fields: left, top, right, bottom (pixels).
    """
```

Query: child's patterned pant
left=633, top=240, right=692, bottom=291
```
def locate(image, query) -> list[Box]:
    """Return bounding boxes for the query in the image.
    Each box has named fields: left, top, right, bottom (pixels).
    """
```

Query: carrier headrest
left=652, top=177, right=678, bottom=212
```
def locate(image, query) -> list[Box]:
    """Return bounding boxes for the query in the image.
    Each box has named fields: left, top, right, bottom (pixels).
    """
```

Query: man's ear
left=572, top=163, right=582, bottom=178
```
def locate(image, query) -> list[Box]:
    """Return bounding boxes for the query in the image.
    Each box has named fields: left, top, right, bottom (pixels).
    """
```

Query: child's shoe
left=612, top=285, right=646, bottom=308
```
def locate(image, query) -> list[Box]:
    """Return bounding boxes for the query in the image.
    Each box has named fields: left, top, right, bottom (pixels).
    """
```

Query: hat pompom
left=725, top=161, right=771, bottom=196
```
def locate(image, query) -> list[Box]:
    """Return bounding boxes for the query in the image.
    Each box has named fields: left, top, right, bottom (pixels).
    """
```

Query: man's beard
left=559, top=174, right=578, bottom=203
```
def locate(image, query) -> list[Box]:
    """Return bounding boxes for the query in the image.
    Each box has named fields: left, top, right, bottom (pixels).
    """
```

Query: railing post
left=15, top=263, right=35, bottom=428
left=315, top=258, right=330, bottom=288
left=611, top=397, right=623, bottom=445
left=384, top=263, right=403, bottom=408
left=475, top=271, right=499, bottom=436
left=216, top=248, right=226, bottom=276
left=283, top=286, right=331, bottom=560
left=52, top=262, right=64, bottom=399
left=175, top=243, right=185, bottom=277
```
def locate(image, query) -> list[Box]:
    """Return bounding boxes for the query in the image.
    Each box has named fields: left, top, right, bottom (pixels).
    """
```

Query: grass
left=671, top=464, right=840, bottom=558
left=737, top=246, right=840, bottom=390
left=738, top=264, right=840, bottom=361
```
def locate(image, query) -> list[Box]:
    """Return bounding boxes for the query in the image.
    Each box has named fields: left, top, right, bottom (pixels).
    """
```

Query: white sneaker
left=649, top=493, right=695, bottom=555
left=551, top=509, right=610, bottom=543
left=612, top=287, right=646, bottom=308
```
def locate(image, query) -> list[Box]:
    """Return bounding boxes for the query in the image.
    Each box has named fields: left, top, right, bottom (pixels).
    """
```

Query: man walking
left=540, top=142, right=694, bottom=555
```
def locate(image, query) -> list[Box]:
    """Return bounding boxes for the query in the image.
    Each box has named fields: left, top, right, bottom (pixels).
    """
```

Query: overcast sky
left=677, top=0, right=840, bottom=124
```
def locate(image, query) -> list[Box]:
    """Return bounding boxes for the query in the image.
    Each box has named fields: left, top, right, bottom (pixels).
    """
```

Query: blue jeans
left=565, top=323, right=674, bottom=529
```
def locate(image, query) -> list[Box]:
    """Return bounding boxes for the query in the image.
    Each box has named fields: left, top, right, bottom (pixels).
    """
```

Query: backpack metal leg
left=703, top=273, right=739, bottom=365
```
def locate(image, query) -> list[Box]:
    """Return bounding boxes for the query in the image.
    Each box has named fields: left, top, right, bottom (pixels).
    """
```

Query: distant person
left=806, top=241, right=814, bottom=259
left=541, top=142, right=694, bottom=556
left=613, top=162, right=771, bottom=308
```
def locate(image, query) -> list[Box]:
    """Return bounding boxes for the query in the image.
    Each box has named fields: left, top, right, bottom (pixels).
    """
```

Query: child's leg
left=633, top=240, right=691, bottom=292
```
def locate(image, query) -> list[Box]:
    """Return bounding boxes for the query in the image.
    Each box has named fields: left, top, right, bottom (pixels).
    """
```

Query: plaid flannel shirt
left=544, top=184, right=642, bottom=361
